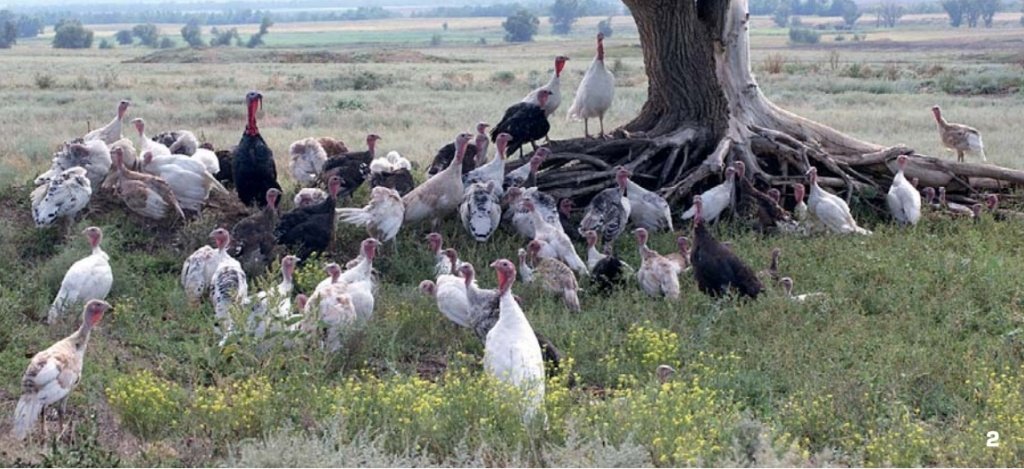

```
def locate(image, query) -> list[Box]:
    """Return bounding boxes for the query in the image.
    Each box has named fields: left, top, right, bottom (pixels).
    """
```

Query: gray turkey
left=578, top=169, right=631, bottom=246
left=459, top=181, right=502, bottom=242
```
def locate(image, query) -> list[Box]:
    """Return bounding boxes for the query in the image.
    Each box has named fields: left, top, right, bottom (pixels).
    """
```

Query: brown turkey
left=690, top=195, right=763, bottom=299
left=231, top=188, right=282, bottom=276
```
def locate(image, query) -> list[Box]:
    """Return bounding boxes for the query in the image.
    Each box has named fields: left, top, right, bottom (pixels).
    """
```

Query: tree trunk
left=535, top=0, right=1024, bottom=211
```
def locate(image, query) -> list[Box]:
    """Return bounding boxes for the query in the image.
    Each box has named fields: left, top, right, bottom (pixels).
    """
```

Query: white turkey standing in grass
left=567, top=32, right=614, bottom=138
left=181, top=228, right=233, bottom=306
left=806, top=167, right=871, bottom=235
left=524, top=198, right=587, bottom=275
left=247, top=254, right=298, bottom=339
left=932, top=105, right=985, bottom=163
left=210, top=229, right=248, bottom=345
left=886, top=154, right=921, bottom=225
left=463, top=132, right=512, bottom=192
left=47, top=226, right=113, bottom=324
left=289, top=137, right=328, bottom=186
left=460, top=181, right=502, bottom=242
left=31, top=167, right=92, bottom=229
left=83, top=99, right=129, bottom=145
left=619, top=167, right=673, bottom=232
left=403, top=132, right=472, bottom=227
left=11, top=300, right=110, bottom=441
left=680, top=165, right=735, bottom=224
left=35, top=139, right=111, bottom=189
left=337, top=186, right=405, bottom=246
left=634, top=228, right=682, bottom=299
left=484, top=259, right=545, bottom=423
left=434, top=248, right=472, bottom=329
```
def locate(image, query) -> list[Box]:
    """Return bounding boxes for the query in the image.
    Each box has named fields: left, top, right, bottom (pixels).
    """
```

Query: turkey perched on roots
left=503, top=148, right=547, bottom=192
left=12, top=300, right=110, bottom=441
left=982, top=194, right=1024, bottom=222
left=457, top=263, right=568, bottom=379
left=732, top=161, right=796, bottom=233
left=523, top=56, right=569, bottom=119
left=142, top=150, right=228, bottom=213
left=932, top=105, right=985, bottom=163
left=633, top=228, right=682, bottom=299
left=460, top=181, right=502, bottom=242
left=294, top=188, right=328, bottom=208
left=492, top=90, right=552, bottom=158
left=523, top=198, right=587, bottom=275
left=404, top=133, right=473, bottom=227
left=484, top=258, right=545, bottom=422
left=806, top=167, right=872, bottom=235
left=369, top=151, right=415, bottom=196
left=151, top=129, right=199, bottom=156
left=464, top=133, right=512, bottom=191
left=289, top=137, right=328, bottom=186
left=426, top=123, right=486, bottom=176
left=47, top=227, right=113, bottom=324
left=937, top=187, right=975, bottom=218
left=83, top=100, right=129, bottom=145
left=210, top=230, right=248, bottom=346
left=579, top=169, right=631, bottom=246
left=524, top=240, right=581, bottom=312
left=503, top=186, right=560, bottom=240
left=108, top=147, right=185, bottom=221
left=337, top=186, right=405, bottom=245
left=886, top=155, right=922, bottom=226
left=130, top=118, right=171, bottom=158
left=567, top=32, right=615, bottom=138
left=35, top=139, right=111, bottom=189
left=320, top=133, right=380, bottom=199
left=275, top=175, right=342, bottom=261
left=231, top=188, right=282, bottom=276
left=690, top=195, right=763, bottom=299
left=618, top=167, right=673, bottom=232
left=233, top=91, right=282, bottom=208
left=558, top=198, right=585, bottom=242
left=31, top=167, right=91, bottom=229
left=681, top=165, right=735, bottom=224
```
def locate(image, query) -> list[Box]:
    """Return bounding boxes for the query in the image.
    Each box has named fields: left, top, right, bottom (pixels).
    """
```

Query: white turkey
left=337, top=186, right=405, bottom=245
left=460, top=181, right=502, bottom=242
left=524, top=240, right=581, bottom=312
left=333, top=238, right=380, bottom=319
left=484, top=259, right=545, bottom=422
left=517, top=248, right=534, bottom=283
left=109, top=138, right=139, bottom=172
left=579, top=169, right=631, bottom=246
left=289, top=137, right=328, bottom=186
left=806, top=167, right=871, bottom=235
left=108, top=147, right=184, bottom=221
left=633, top=228, right=682, bottom=299
left=680, top=165, right=736, bottom=224
left=433, top=248, right=472, bottom=328
left=47, top=226, right=113, bottom=324
left=142, top=151, right=228, bottom=213
left=130, top=118, right=170, bottom=157
left=620, top=167, right=673, bottom=232
left=463, top=133, right=512, bottom=192
left=503, top=148, right=548, bottom=191
left=369, top=150, right=412, bottom=174
left=566, top=32, right=615, bottom=138
left=11, top=300, right=110, bottom=441
left=35, top=139, right=111, bottom=189
left=503, top=186, right=560, bottom=240
left=426, top=232, right=459, bottom=278
left=886, top=155, right=921, bottom=226
left=793, top=184, right=808, bottom=222
left=524, top=55, right=569, bottom=118
left=31, top=167, right=92, bottom=228
left=780, top=277, right=826, bottom=302
left=403, top=132, right=472, bottom=227
left=181, top=228, right=233, bottom=306
left=247, top=254, right=299, bottom=339
left=523, top=198, right=587, bottom=275
left=191, top=147, right=220, bottom=175
left=151, top=129, right=199, bottom=156
left=210, top=230, right=248, bottom=345
left=294, top=188, right=328, bottom=208
left=83, top=99, right=130, bottom=145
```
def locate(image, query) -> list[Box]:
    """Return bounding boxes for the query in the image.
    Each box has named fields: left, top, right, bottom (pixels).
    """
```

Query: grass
left=2, top=12, right=1024, bottom=467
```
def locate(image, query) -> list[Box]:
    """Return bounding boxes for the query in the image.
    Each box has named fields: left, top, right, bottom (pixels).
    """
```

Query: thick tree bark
left=533, top=0, right=1024, bottom=211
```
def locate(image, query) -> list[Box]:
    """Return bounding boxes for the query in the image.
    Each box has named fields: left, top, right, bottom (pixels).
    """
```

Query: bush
left=549, top=0, right=581, bottom=35
left=0, top=18, right=15, bottom=49
left=773, top=5, right=791, bottom=26
left=114, top=29, right=133, bottom=45
left=788, top=27, right=820, bottom=44
left=159, top=37, right=175, bottom=49
left=132, top=23, right=159, bottom=47
left=53, top=19, right=93, bottom=49
left=491, top=70, right=516, bottom=84
left=763, top=53, right=787, bottom=74
left=503, top=9, right=539, bottom=42
left=34, top=72, right=55, bottom=89
left=430, top=33, right=442, bottom=46
left=98, top=38, right=113, bottom=49
left=181, top=19, right=203, bottom=48
left=209, top=27, right=239, bottom=47
left=106, top=370, right=188, bottom=439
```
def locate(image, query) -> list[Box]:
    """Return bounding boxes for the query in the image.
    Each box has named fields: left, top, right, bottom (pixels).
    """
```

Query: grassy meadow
left=1, top=11, right=1024, bottom=467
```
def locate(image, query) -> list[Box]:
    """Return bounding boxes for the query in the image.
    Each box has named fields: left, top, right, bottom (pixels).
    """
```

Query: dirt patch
left=126, top=48, right=470, bottom=65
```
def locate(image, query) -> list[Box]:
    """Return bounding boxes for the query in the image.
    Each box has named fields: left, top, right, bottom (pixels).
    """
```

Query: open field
left=1, top=12, right=1024, bottom=466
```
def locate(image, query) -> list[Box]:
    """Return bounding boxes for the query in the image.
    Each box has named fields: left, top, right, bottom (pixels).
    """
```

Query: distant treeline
left=411, top=0, right=622, bottom=18
left=749, top=0, right=1020, bottom=16
left=8, top=6, right=397, bottom=27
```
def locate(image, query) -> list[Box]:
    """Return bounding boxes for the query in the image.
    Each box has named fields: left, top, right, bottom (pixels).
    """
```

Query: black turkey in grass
left=274, top=176, right=342, bottom=261
left=690, top=195, right=763, bottom=299
left=231, top=188, right=281, bottom=277
left=233, top=91, right=281, bottom=208
left=491, top=90, right=552, bottom=158
left=321, top=134, right=380, bottom=200
left=427, top=123, right=486, bottom=176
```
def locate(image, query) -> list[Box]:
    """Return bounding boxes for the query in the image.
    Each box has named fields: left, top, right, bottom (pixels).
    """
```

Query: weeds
left=763, top=53, right=787, bottom=74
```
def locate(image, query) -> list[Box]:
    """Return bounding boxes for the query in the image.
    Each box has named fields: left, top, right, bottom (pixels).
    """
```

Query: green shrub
left=107, top=370, right=187, bottom=439
left=788, top=27, right=820, bottom=44
left=34, top=72, right=55, bottom=89
left=490, top=70, right=516, bottom=84
left=191, top=375, right=277, bottom=440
